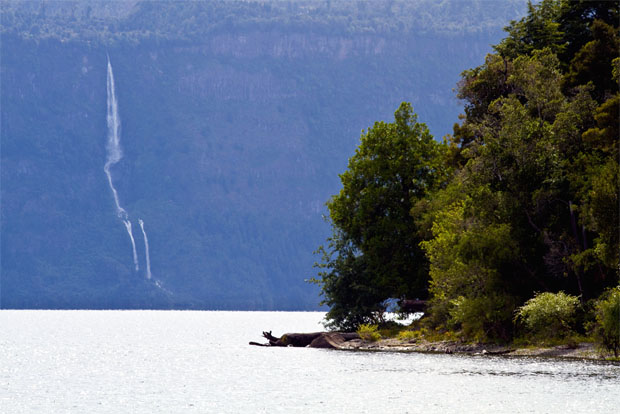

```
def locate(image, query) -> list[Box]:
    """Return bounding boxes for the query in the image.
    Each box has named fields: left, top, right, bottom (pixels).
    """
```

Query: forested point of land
left=312, top=0, right=619, bottom=354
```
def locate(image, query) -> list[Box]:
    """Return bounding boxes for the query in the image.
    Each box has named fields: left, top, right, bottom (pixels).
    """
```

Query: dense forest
left=2, top=0, right=526, bottom=40
left=313, top=0, right=619, bottom=349
left=1, top=1, right=530, bottom=309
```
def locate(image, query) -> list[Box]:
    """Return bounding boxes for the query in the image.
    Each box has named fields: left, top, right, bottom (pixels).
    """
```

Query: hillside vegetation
left=2, top=0, right=526, bottom=41
left=1, top=1, right=529, bottom=309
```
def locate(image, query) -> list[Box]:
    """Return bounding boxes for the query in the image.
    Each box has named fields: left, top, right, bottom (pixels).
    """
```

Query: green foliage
left=422, top=0, right=620, bottom=346
left=389, top=0, right=618, bottom=345
left=425, top=0, right=619, bottom=342
left=397, top=330, right=421, bottom=341
left=312, top=238, right=386, bottom=331
left=449, top=294, right=518, bottom=342
left=421, top=194, right=520, bottom=341
left=515, top=292, right=581, bottom=339
left=565, top=19, right=620, bottom=100
left=592, top=288, right=620, bottom=357
left=495, top=0, right=564, bottom=59
left=357, top=324, right=381, bottom=342
left=313, top=102, right=449, bottom=330
left=581, top=159, right=620, bottom=270
left=496, top=0, right=619, bottom=66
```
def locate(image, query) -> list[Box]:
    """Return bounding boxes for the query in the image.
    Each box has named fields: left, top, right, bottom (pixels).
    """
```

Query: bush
left=397, top=330, right=421, bottom=341
left=515, top=291, right=580, bottom=340
left=357, top=324, right=381, bottom=342
left=592, top=287, right=620, bottom=357
left=448, top=294, right=516, bottom=342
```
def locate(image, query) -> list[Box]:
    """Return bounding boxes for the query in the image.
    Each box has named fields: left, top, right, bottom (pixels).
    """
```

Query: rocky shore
left=338, top=337, right=606, bottom=360
left=252, top=331, right=612, bottom=360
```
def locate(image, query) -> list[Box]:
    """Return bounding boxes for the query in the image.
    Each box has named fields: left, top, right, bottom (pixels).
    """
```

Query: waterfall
left=139, top=219, right=152, bottom=279
left=123, top=220, right=139, bottom=271
left=104, top=56, right=159, bottom=283
left=105, top=56, right=138, bottom=270
left=104, top=57, right=127, bottom=219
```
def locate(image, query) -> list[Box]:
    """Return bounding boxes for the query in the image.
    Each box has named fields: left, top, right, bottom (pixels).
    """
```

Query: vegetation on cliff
left=3, top=1, right=526, bottom=309
left=1, top=0, right=527, bottom=42
left=312, top=0, right=619, bottom=353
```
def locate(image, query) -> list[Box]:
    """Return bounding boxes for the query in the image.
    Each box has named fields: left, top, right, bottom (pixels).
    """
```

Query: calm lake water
left=1, top=310, right=618, bottom=413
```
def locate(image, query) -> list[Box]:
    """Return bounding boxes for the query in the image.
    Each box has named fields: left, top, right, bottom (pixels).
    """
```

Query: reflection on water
left=453, top=359, right=620, bottom=381
left=1, top=310, right=618, bottom=414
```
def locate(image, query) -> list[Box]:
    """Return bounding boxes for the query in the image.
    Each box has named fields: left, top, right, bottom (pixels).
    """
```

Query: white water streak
left=139, top=219, right=152, bottom=279
left=123, top=220, right=139, bottom=271
left=104, top=57, right=127, bottom=219
left=105, top=56, right=141, bottom=272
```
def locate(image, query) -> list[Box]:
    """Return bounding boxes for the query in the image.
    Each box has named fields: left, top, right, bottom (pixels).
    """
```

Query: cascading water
left=105, top=56, right=139, bottom=272
left=104, top=56, right=160, bottom=284
left=104, top=57, right=127, bottom=220
left=123, top=220, right=139, bottom=271
left=139, top=219, right=152, bottom=279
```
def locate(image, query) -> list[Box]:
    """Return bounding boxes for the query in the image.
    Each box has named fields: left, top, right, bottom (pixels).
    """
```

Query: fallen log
left=248, top=341, right=270, bottom=347
left=263, top=331, right=324, bottom=347
left=250, top=331, right=360, bottom=349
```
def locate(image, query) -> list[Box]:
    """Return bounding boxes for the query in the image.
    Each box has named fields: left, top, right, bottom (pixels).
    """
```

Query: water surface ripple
left=1, top=310, right=618, bottom=413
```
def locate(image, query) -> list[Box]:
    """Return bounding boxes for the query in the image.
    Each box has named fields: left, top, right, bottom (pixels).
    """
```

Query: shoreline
left=335, top=338, right=615, bottom=361
left=251, top=330, right=617, bottom=361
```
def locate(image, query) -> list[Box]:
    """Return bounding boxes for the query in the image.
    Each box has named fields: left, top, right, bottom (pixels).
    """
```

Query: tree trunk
left=569, top=201, right=585, bottom=302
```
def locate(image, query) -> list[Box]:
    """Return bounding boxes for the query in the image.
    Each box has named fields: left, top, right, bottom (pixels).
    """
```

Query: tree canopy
left=425, top=0, right=619, bottom=340
left=314, top=0, right=619, bottom=338
left=312, top=103, right=448, bottom=330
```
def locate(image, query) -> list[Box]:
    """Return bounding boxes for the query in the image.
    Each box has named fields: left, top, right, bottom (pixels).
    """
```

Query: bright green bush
left=593, top=287, right=620, bottom=357
left=397, top=330, right=420, bottom=341
left=515, top=291, right=580, bottom=339
left=357, top=324, right=381, bottom=342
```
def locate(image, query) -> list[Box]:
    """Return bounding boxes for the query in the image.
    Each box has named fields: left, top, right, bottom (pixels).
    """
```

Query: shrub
left=448, top=294, right=516, bottom=342
left=592, top=287, right=620, bottom=357
left=357, top=324, right=381, bottom=342
left=515, top=291, right=580, bottom=340
left=397, top=330, right=421, bottom=341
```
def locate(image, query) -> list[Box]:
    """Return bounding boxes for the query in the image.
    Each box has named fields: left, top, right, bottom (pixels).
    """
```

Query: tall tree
left=425, top=0, right=619, bottom=340
left=312, top=103, right=448, bottom=330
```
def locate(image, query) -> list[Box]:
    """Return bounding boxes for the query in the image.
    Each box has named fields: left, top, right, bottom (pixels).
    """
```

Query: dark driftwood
left=248, top=341, right=270, bottom=347
left=482, top=348, right=516, bottom=355
left=250, top=331, right=360, bottom=349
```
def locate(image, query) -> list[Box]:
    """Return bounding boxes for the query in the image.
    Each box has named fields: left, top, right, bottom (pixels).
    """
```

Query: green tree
left=427, top=0, right=618, bottom=340
left=557, top=1, right=620, bottom=68
left=312, top=103, right=448, bottom=330
left=565, top=19, right=620, bottom=100
left=496, top=0, right=619, bottom=69
left=421, top=189, right=520, bottom=341
left=495, top=0, right=564, bottom=59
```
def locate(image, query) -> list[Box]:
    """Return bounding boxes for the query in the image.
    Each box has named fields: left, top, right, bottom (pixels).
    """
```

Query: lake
left=1, top=310, right=618, bottom=413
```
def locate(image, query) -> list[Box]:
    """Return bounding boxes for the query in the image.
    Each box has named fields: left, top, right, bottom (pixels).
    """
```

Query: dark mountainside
left=1, top=0, right=528, bottom=310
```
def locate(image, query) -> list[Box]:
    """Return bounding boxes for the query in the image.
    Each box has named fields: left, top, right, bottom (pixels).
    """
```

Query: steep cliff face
left=1, top=4, right=522, bottom=309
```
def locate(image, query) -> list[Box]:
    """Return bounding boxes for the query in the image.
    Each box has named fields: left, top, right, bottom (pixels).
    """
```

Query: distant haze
left=0, top=0, right=529, bottom=309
